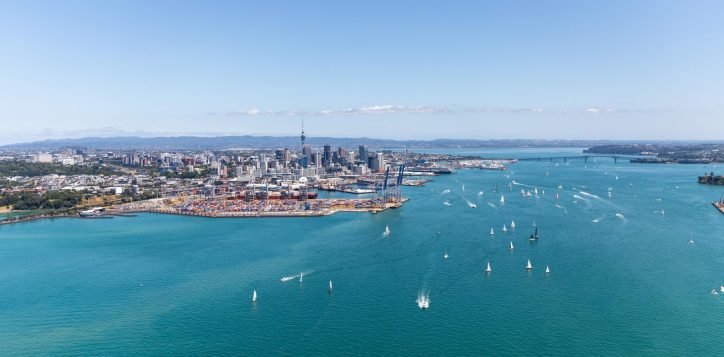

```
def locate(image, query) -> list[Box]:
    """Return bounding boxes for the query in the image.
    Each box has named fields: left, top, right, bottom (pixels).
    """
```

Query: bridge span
left=516, top=155, right=641, bottom=163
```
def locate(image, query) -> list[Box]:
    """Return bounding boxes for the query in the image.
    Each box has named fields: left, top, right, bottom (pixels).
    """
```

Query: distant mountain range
left=0, top=136, right=718, bottom=151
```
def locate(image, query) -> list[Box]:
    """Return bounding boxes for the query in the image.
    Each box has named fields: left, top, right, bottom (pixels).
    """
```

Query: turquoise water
left=1, top=151, right=723, bottom=355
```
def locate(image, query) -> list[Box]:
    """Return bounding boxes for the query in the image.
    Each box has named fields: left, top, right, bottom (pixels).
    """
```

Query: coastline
left=0, top=198, right=407, bottom=225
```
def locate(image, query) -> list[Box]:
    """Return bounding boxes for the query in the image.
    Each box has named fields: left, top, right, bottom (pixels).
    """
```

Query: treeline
left=0, top=190, right=88, bottom=210
left=0, top=161, right=121, bottom=177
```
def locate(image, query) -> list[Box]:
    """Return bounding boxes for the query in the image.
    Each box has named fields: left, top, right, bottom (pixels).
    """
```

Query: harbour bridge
left=516, top=155, right=641, bottom=163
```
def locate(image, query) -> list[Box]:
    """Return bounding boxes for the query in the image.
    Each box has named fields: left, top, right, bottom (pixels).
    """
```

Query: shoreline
left=0, top=199, right=407, bottom=225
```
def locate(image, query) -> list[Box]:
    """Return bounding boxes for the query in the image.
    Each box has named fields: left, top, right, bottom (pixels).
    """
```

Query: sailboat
left=529, top=227, right=538, bottom=241
left=688, top=233, right=694, bottom=245
left=526, top=259, right=533, bottom=270
left=509, top=241, right=515, bottom=250
left=502, top=224, right=508, bottom=233
left=252, top=290, right=257, bottom=302
left=328, top=280, right=333, bottom=293
left=500, top=195, right=505, bottom=205
left=532, top=220, right=537, bottom=227
left=608, top=191, right=612, bottom=198
left=534, top=187, right=538, bottom=197
left=520, top=188, right=525, bottom=195
left=444, top=252, right=449, bottom=259
left=383, top=225, right=391, bottom=236
left=545, top=266, right=550, bottom=274
left=490, top=227, right=495, bottom=236
left=511, top=220, right=516, bottom=230
left=558, top=184, right=563, bottom=190
left=299, top=272, right=304, bottom=283
left=660, top=209, right=665, bottom=215
left=555, top=193, right=559, bottom=207
left=485, top=261, right=492, bottom=273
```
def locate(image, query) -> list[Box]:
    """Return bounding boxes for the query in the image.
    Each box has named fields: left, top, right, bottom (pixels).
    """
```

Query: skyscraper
left=358, top=145, right=368, bottom=163
left=323, top=144, right=332, bottom=168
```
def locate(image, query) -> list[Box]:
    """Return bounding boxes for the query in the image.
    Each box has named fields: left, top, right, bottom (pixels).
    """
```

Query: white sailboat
left=328, top=280, right=333, bottom=292
left=502, top=224, right=508, bottom=233
left=299, top=272, right=304, bottom=283
left=383, top=225, right=391, bottom=236
left=252, top=290, right=257, bottom=302
left=526, top=259, right=533, bottom=270
left=520, top=188, right=525, bottom=195
left=485, top=261, right=492, bottom=273
left=558, top=184, right=563, bottom=190
left=511, top=220, right=516, bottom=230
left=500, top=195, right=505, bottom=204
left=490, top=227, right=495, bottom=236
left=661, top=209, right=665, bottom=215
left=688, top=233, right=694, bottom=245
left=509, top=241, right=514, bottom=250
left=444, top=252, right=449, bottom=259
left=545, top=266, right=550, bottom=274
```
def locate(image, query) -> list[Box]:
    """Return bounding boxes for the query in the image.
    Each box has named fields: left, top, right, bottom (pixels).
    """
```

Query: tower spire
left=300, top=118, right=306, bottom=147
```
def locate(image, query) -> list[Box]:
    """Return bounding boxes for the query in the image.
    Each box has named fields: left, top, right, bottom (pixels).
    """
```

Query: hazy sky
left=1, top=0, right=723, bottom=144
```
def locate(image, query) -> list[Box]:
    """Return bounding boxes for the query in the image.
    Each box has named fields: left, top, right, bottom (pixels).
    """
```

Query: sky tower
left=300, top=119, right=306, bottom=148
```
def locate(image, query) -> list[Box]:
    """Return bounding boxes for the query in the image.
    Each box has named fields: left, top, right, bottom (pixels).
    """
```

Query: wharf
left=713, top=201, right=724, bottom=215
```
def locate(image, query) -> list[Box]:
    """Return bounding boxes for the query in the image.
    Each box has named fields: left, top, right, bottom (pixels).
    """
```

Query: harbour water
left=1, top=149, right=723, bottom=355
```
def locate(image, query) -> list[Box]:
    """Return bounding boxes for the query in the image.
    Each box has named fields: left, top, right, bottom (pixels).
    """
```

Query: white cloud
left=225, top=105, right=450, bottom=116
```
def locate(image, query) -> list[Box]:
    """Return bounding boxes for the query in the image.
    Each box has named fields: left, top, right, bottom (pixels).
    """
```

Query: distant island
left=584, top=144, right=724, bottom=163
left=699, top=172, right=724, bottom=185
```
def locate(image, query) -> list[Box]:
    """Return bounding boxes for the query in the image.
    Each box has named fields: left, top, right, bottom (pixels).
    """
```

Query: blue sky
left=1, top=0, right=723, bottom=144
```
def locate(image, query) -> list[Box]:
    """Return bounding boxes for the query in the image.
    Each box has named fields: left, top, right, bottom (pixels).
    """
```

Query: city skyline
left=2, top=1, right=724, bottom=144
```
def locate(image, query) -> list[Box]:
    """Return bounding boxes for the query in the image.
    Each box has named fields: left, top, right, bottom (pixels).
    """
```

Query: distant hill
left=0, top=135, right=700, bottom=151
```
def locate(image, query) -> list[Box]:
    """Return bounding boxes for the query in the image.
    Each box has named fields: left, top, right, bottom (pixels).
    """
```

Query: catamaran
left=252, top=290, right=257, bottom=302
left=485, top=261, right=492, bottom=273
left=526, top=259, right=533, bottom=270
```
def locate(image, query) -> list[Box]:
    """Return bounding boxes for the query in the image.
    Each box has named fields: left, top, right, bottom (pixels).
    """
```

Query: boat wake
left=280, top=270, right=313, bottom=282
left=443, top=201, right=452, bottom=206
left=440, top=189, right=451, bottom=195
left=416, top=290, right=431, bottom=310
left=486, top=202, right=497, bottom=209
left=578, top=191, right=600, bottom=199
